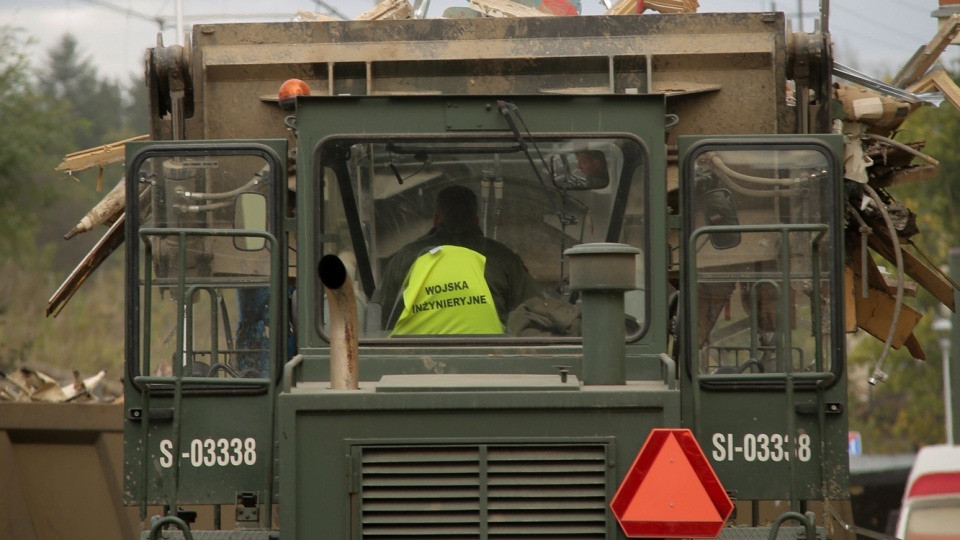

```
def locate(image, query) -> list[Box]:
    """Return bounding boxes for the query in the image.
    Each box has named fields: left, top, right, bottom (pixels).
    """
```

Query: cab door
left=122, top=140, right=287, bottom=526
left=678, top=136, right=849, bottom=503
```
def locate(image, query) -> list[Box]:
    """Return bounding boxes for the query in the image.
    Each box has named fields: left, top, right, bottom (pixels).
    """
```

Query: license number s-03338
left=711, top=432, right=812, bottom=463
left=158, top=437, right=257, bottom=468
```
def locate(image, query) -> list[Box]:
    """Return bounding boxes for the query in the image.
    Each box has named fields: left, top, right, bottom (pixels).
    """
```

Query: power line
left=78, top=0, right=165, bottom=28
left=77, top=0, right=308, bottom=30
left=885, top=0, right=939, bottom=16
left=831, top=2, right=929, bottom=45
left=831, top=24, right=922, bottom=61
left=181, top=13, right=301, bottom=22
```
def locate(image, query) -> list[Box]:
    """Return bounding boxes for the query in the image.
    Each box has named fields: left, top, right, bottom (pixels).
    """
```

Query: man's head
left=574, top=150, right=607, bottom=178
left=434, top=185, right=479, bottom=225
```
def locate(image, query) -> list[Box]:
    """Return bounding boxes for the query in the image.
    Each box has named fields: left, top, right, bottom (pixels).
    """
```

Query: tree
left=848, top=315, right=948, bottom=453
left=844, top=62, right=960, bottom=453
left=0, top=27, right=72, bottom=261
left=891, top=63, right=960, bottom=261
left=41, top=34, right=123, bottom=150
left=123, top=73, right=150, bottom=137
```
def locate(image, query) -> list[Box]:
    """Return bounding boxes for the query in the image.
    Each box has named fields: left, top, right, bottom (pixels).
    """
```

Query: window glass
left=315, top=137, right=647, bottom=339
left=689, top=147, right=835, bottom=375
left=135, top=153, right=277, bottom=379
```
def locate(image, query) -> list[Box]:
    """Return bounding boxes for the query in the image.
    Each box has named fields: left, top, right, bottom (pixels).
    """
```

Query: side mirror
left=701, top=188, right=740, bottom=250
left=550, top=150, right=610, bottom=191
left=234, top=192, right=267, bottom=251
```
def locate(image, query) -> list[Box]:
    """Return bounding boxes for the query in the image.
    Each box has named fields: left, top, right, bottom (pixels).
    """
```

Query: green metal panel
left=124, top=396, right=275, bottom=504
left=123, top=140, right=287, bottom=510
left=676, top=134, right=849, bottom=502
left=278, top=376, right=678, bottom=539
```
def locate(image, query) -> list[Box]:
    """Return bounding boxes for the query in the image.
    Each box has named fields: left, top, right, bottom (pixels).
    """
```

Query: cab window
left=314, top=136, right=648, bottom=340
left=685, top=145, right=839, bottom=377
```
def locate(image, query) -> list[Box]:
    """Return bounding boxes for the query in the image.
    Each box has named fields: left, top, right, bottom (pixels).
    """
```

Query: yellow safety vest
left=392, top=245, right=503, bottom=335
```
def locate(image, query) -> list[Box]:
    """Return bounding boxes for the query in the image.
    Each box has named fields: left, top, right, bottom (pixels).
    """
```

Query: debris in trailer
left=0, top=366, right=118, bottom=403
left=468, top=0, right=552, bottom=17
left=606, top=0, right=699, bottom=15
left=357, top=0, right=414, bottom=20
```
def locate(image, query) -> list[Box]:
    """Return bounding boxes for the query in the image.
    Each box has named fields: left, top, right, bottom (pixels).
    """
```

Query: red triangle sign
left=611, top=429, right=733, bottom=538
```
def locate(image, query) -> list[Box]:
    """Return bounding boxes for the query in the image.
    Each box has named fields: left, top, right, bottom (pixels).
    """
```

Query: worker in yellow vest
left=372, top=185, right=541, bottom=335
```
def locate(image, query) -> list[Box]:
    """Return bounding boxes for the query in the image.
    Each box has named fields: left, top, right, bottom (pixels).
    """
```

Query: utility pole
left=934, top=315, right=954, bottom=444
left=176, top=0, right=184, bottom=44
left=948, top=249, right=960, bottom=444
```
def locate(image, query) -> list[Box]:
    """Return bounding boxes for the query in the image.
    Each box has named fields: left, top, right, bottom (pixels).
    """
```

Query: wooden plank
left=904, top=332, right=927, bottom=362
left=295, top=10, right=338, bottom=22
left=848, top=228, right=896, bottom=296
left=356, top=0, right=413, bottom=21
left=873, top=164, right=940, bottom=188
left=469, top=0, right=550, bottom=17
left=852, top=273, right=922, bottom=350
left=931, top=69, right=960, bottom=110
left=47, top=215, right=125, bottom=317
left=606, top=0, right=699, bottom=14
left=55, top=135, right=149, bottom=173
left=865, top=219, right=956, bottom=311
left=893, top=13, right=960, bottom=88
left=908, top=69, right=960, bottom=112
left=844, top=266, right=857, bottom=333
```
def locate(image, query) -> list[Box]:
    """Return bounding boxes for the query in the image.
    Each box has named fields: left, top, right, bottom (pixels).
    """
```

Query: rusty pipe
left=318, top=255, right=359, bottom=390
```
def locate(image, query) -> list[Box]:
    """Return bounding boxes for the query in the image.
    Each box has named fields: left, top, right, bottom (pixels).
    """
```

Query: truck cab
left=122, top=12, right=850, bottom=539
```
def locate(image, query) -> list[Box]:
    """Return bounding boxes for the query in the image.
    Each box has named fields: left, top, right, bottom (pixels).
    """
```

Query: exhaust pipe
left=565, top=243, right=640, bottom=386
left=318, top=255, right=359, bottom=390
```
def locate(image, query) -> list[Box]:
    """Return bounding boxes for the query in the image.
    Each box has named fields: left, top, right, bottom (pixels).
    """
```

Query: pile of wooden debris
left=0, top=366, right=120, bottom=403
left=294, top=0, right=698, bottom=20
left=833, top=14, right=960, bottom=365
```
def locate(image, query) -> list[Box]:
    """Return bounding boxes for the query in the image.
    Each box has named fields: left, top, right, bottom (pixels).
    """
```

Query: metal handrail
left=689, top=222, right=830, bottom=512
left=148, top=516, right=195, bottom=540
left=768, top=511, right=817, bottom=540
left=283, top=354, right=305, bottom=392
left=137, top=227, right=282, bottom=527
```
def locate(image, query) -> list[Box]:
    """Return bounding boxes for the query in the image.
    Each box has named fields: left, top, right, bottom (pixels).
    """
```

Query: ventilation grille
left=360, top=444, right=608, bottom=539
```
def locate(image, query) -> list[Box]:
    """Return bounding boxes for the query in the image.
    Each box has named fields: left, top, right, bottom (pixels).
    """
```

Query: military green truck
left=118, top=8, right=913, bottom=540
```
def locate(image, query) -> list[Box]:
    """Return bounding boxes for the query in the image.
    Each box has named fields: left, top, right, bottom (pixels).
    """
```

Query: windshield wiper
left=497, top=100, right=580, bottom=287
left=386, top=143, right=521, bottom=155
left=496, top=101, right=576, bottom=227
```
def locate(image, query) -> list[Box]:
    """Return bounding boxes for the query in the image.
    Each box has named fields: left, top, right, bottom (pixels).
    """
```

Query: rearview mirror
left=551, top=150, right=610, bottom=191
left=701, top=189, right=740, bottom=250
left=234, top=192, right=267, bottom=251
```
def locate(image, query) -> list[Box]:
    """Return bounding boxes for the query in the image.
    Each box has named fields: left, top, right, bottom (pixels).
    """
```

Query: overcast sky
left=2, top=0, right=956, bottom=82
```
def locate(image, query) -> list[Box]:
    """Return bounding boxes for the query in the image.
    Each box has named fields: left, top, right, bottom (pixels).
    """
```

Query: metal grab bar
left=767, top=511, right=817, bottom=540
left=148, top=516, right=195, bottom=540
left=283, top=354, right=305, bottom=392
left=137, top=227, right=282, bottom=527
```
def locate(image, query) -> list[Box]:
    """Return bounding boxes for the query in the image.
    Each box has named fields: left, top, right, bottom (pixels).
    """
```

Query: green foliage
left=847, top=313, right=948, bottom=453
left=0, top=29, right=135, bottom=377
left=842, top=64, right=960, bottom=454
left=0, top=27, right=72, bottom=261
left=893, top=63, right=960, bottom=260
left=40, top=34, right=124, bottom=150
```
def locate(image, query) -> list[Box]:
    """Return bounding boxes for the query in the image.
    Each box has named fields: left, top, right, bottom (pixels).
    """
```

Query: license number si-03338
left=158, top=438, right=257, bottom=468
left=711, top=433, right=812, bottom=462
